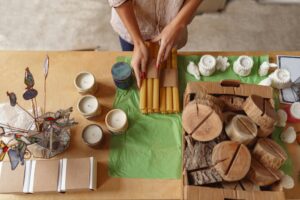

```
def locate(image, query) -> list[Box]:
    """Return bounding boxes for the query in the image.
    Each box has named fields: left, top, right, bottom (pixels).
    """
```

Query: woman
left=108, top=0, right=202, bottom=88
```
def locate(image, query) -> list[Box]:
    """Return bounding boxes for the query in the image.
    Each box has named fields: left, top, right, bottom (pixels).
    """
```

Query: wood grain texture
left=212, top=141, right=251, bottom=182
left=253, top=138, right=287, bottom=170
left=225, top=115, right=257, bottom=145
left=182, top=101, right=222, bottom=142
left=243, top=95, right=277, bottom=128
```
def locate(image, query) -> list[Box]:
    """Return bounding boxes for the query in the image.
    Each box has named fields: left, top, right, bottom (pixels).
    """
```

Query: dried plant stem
left=34, top=97, right=39, bottom=118
left=16, top=103, right=35, bottom=119
left=31, top=99, right=39, bottom=131
left=44, top=77, right=47, bottom=114
left=49, top=127, right=53, bottom=152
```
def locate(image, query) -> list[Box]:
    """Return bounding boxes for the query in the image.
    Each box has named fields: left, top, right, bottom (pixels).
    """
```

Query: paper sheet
left=278, top=55, right=300, bottom=103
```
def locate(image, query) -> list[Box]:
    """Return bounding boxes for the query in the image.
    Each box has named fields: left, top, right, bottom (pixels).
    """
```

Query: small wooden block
left=247, top=157, right=282, bottom=186
left=182, top=101, right=223, bottom=142
left=252, top=138, right=287, bottom=170
left=212, top=141, right=251, bottom=182
left=243, top=95, right=277, bottom=128
left=225, top=115, right=257, bottom=145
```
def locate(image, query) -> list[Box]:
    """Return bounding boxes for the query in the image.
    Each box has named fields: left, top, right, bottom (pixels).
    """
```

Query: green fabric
left=109, top=57, right=182, bottom=179
left=109, top=55, right=292, bottom=179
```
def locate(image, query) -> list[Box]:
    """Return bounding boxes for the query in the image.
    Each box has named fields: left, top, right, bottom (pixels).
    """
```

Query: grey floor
left=0, top=0, right=300, bottom=51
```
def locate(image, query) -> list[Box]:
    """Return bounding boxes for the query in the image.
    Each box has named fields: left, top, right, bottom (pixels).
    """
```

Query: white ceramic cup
left=105, top=109, right=128, bottom=135
left=74, top=71, right=98, bottom=95
left=82, top=124, right=103, bottom=147
left=77, top=95, right=101, bottom=118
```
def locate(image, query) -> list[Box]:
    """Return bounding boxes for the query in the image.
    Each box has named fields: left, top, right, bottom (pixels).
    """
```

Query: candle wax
left=79, top=96, right=98, bottom=114
left=107, top=110, right=127, bottom=129
left=83, top=125, right=103, bottom=144
left=76, top=73, right=94, bottom=90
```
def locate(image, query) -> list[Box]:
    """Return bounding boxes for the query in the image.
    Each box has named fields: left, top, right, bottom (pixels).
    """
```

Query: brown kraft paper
left=161, top=68, right=178, bottom=87
left=146, top=59, right=159, bottom=79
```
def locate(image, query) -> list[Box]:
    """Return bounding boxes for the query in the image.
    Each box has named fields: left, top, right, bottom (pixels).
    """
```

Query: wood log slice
left=252, top=138, right=287, bottom=170
left=225, top=115, right=257, bottom=144
left=247, top=157, right=282, bottom=186
left=212, top=141, right=251, bottom=182
left=182, top=101, right=223, bottom=142
left=243, top=95, right=277, bottom=128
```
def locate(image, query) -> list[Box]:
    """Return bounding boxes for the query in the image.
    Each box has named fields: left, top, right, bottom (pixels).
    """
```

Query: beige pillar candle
left=147, top=78, right=153, bottom=113
left=139, top=79, right=147, bottom=113
left=166, top=55, right=173, bottom=113
left=171, top=49, right=180, bottom=113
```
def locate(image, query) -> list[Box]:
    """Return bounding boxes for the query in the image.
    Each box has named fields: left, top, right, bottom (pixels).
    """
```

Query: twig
left=44, top=77, right=47, bottom=114
left=34, top=97, right=39, bottom=118
left=16, top=103, right=35, bottom=119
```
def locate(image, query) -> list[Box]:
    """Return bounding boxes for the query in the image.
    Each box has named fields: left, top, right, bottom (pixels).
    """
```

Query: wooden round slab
left=253, top=138, right=287, bottom=170
left=247, top=157, right=282, bottom=186
left=225, top=115, right=257, bottom=145
left=243, top=95, right=277, bottom=128
left=212, top=141, right=251, bottom=182
left=182, top=101, right=223, bottom=142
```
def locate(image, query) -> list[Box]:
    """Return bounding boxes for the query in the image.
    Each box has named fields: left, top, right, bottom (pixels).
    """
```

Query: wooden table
left=0, top=51, right=299, bottom=200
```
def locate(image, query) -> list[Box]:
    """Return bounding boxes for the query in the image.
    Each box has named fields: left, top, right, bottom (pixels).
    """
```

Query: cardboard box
left=183, top=80, right=286, bottom=200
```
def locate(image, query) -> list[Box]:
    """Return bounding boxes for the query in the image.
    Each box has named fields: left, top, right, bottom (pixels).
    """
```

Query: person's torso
left=111, top=0, right=186, bottom=45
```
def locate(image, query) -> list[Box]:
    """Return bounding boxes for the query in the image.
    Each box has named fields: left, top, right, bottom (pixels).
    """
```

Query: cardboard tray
left=182, top=80, right=286, bottom=200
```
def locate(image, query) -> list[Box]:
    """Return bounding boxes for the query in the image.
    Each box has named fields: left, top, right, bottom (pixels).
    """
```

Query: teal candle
left=111, top=62, right=133, bottom=89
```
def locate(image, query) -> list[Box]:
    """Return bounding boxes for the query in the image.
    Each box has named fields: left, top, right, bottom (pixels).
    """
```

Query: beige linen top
left=108, top=0, right=188, bottom=48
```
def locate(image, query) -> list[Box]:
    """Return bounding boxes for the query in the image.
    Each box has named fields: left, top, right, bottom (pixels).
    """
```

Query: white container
left=82, top=124, right=103, bottom=147
left=74, top=71, right=98, bottom=95
left=105, top=109, right=128, bottom=135
left=198, top=55, right=216, bottom=76
left=281, top=126, right=296, bottom=143
left=77, top=95, right=101, bottom=118
left=233, top=56, right=254, bottom=77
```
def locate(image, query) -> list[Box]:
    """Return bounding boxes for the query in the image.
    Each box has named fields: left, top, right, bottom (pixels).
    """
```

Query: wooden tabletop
left=0, top=51, right=299, bottom=200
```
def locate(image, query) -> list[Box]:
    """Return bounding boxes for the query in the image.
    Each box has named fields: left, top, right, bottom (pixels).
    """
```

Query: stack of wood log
left=182, top=81, right=288, bottom=191
left=139, top=43, right=180, bottom=114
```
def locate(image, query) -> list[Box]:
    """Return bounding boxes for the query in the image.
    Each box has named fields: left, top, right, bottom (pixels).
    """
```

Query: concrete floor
left=0, top=0, right=300, bottom=51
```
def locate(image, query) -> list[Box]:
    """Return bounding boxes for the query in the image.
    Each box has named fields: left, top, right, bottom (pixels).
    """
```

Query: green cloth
left=109, top=55, right=292, bottom=179
left=109, top=57, right=182, bottom=179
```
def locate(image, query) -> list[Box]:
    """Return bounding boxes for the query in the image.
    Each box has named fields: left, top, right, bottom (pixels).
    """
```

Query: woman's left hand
left=152, top=22, right=185, bottom=68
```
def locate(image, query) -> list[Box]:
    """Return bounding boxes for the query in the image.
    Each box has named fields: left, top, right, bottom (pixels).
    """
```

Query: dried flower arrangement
left=0, top=56, right=77, bottom=170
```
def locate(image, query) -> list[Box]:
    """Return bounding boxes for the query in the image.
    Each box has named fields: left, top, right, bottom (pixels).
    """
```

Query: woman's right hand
left=131, top=40, right=149, bottom=88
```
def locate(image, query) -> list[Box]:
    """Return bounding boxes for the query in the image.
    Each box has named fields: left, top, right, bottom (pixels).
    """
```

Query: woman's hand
left=152, top=22, right=185, bottom=68
left=131, top=40, right=149, bottom=88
